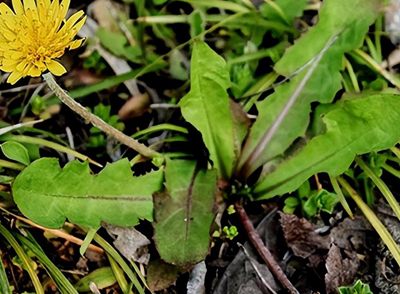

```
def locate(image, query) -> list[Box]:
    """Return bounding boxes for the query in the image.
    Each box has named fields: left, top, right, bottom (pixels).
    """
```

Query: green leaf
left=253, top=93, right=400, bottom=199
left=169, top=50, right=189, bottom=81
left=12, top=158, right=163, bottom=228
left=189, top=10, right=206, bottom=39
left=338, top=278, right=373, bottom=293
left=153, top=160, right=217, bottom=267
left=1, top=141, right=30, bottom=166
left=0, top=175, right=14, bottom=184
left=20, top=143, right=40, bottom=161
left=179, top=41, right=235, bottom=179
left=74, top=267, right=116, bottom=292
left=153, top=0, right=168, bottom=4
left=80, top=228, right=98, bottom=256
left=276, top=0, right=381, bottom=75
left=97, top=27, right=142, bottom=62
left=260, top=0, right=307, bottom=25
left=238, top=0, right=381, bottom=177
left=303, top=190, right=338, bottom=217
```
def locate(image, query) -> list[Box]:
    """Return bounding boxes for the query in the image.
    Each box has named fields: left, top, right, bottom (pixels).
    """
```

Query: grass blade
left=0, top=249, right=11, bottom=294
left=337, top=176, right=400, bottom=266
left=15, top=233, right=78, bottom=294
left=93, top=234, right=146, bottom=294
left=108, top=254, right=133, bottom=294
left=0, top=224, right=44, bottom=294
left=0, top=134, right=102, bottom=167
left=329, top=175, right=354, bottom=219
left=355, top=157, right=400, bottom=221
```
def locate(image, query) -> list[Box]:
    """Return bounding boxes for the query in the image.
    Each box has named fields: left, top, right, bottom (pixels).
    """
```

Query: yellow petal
left=11, top=51, right=23, bottom=59
left=62, top=10, right=84, bottom=30
left=46, top=60, right=66, bottom=76
left=26, top=65, right=41, bottom=77
left=42, top=0, right=51, bottom=9
left=70, top=16, right=87, bottom=35
left=59, top=0, right=70, bottom=20
left=0, top=60, right=19, bottom=72
left=16, top=60, right=27, bottom=72
left=2, top=30, right=16, bottom=41
left=49, top=0, right=60, bottom=17
left=7, top=71, right=23, bottom=84
left=11, top=0, right=24, bottom=15
left=23, top=0, right=37, bottom=12
left=0, top=3, right=15, bottom=15
left=68, top=38, right=84, bottom=50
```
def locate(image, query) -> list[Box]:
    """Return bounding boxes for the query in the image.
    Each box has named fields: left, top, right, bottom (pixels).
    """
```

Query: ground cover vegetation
left=0, top=0, right=400, bottom=293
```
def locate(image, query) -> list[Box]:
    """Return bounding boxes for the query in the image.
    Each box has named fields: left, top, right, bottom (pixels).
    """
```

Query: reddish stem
left=234, top=201, right=299, bottom=294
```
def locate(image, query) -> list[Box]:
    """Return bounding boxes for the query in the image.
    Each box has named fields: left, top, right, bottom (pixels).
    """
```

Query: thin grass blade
left=0, top=224, right=44, bottom=294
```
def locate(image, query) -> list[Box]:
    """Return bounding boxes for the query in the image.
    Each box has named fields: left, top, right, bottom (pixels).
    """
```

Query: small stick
left=0, top=208, right=104, bottom=253
left=43, top=73, right=162, bottom=160
left=234, top=201, right=299, bottom=294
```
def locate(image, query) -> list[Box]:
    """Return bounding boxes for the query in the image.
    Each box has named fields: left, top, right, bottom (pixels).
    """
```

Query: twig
left=0, top=207, right=104, bottom=253
left=0, top=83, right=45, bottom=94
left=43, top=73, right=162, bottom=160
left=234, top=201, right=299, bottom=294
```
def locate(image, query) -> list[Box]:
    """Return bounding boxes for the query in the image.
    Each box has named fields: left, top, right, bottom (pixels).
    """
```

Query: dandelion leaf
left=238, top=0, right=381, bottom=175
left=179, top=41, right=236, bottom=179
left=254, top=93, right=400, bottom=199
left=12, top=158, right=163, bottom=228
left=153, top=159, right=217, bottom=267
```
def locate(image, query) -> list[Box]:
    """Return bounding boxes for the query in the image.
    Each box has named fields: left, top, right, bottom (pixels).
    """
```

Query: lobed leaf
left=12, top=158, right=163, bottom=228
left=254, top=93, right=400, bottom=199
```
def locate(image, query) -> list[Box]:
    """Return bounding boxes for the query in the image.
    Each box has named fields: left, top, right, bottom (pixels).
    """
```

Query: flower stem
left=43, top=73, right=162, bottom=161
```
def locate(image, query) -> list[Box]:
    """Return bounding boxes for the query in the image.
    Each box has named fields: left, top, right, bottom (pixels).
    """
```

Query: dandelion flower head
left=0, top=0, right=86, bottom=84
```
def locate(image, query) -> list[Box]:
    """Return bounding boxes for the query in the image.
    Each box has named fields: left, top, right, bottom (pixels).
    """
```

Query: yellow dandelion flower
left=0, top=0, right=86, bottom=84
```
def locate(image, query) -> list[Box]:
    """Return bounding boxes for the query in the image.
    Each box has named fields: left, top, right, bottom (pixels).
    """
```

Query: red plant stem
left=234, top=201, right=299, bottom=294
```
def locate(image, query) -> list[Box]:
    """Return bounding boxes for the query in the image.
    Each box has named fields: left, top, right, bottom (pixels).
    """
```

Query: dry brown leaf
left=325, top=245, right=359, bottom=293
left=104, top=224, right=151, bottom=264
left=118, top=93, right=150, bottom=120
left=147, top=259, right=182, bottom=292
left=279, top=212, right=330, bottom=258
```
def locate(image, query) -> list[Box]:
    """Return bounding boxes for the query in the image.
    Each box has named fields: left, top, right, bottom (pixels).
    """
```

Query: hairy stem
left=43, top=73, right=162, bottom=160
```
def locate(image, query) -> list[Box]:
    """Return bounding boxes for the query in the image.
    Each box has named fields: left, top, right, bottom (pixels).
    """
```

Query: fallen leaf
left=279, top=212, right=330, bottom=258
left=330, top=216, right=372, bottom=251
left=325, top=245, right=359, bottom=293
left=104, top=224, right=150, bottom=264
left=147, top=259, right=182, bottom=292
left=118, top=93, right=150, bottom=120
